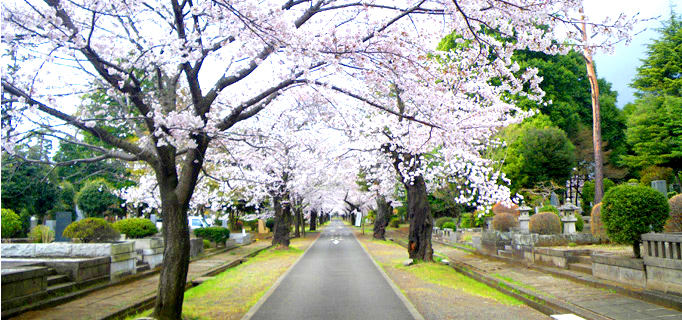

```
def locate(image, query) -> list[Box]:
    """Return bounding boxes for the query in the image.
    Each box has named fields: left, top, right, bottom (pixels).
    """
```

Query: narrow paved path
left=249, top=220, right=417, bottom=320
left=11, top=240, right=271, bottom=320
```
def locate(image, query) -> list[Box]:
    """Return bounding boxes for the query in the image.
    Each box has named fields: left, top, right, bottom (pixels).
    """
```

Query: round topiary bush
left=113, top=218, right=158, bottom=239
left=602, top=185, right=669, bottom=258
left=435, top=216, right=456, bottom=229
left=442, top=222, right=457, bottom=230
left=389, top=217, right=401, bottom=228
left=529, top=212, right=561, bottom=235
left=63, top=218, right=120, bottom=243
left=1, top=208, right=22, bottom=238
left=665, top=193, right=682, bottom=232
left=492, top=202, right=519, bottom=216
left=28, top=225, right=55, bottom=243
left=539, top=205, right=559, bottom=215
left=194, top=227, right=230, bottom=243
left=492, top=213, right=518, bottom=232
left=590, top=203, right=608, bottom=240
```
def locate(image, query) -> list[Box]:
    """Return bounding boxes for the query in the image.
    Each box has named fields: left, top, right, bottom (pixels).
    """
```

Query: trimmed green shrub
left=2, top=208, right=22, bottom=238
left=575, top=214, right=584, bottom=232
left=389, top=217, right=401, bottom=228
left=539, top=205, right=559, bottom=215
left=244, top=219, right=258, bottom=231
left=203, top=239, right=211, bottom=249
left=112, top=218, right=158, bottom=239
left=602, top=185, right=669, bottom=258
left=194, top=227, right=230, bottom=243
left=590, top=203, right=607, bottom=240
left=581, top=178, right=615, bottom=214
left=665, top=193, right=682, bottom=232
left=63, top=218, right=120, bottom=243
left=493, top=213, right=518, bottom=232
left=28, top=225, right=54, bottom=243
left=76, top=179, right=121, bottom=217
left=442, top=222, right=457, bottom=230
left=668, top=191, right=678, bottom=199
left=435, top=216, right=456, bottom=229
left=265, top=218, right=275, bottom=231
left=460, top=213, right=474, bottom=228
left=529, top=212, right=561, bottom=235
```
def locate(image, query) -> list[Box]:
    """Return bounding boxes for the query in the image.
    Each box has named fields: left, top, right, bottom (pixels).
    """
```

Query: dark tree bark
left=373, top=195, right=391, bottom=240
left=310, top=209, right=317, bottom=231
left=293, top=205, right=300, bottom=238
left=404, top=175, right=434, bottom=261
left=385, top=144, right=434, bottom=262
left=272, top=194, right=291, bottom=248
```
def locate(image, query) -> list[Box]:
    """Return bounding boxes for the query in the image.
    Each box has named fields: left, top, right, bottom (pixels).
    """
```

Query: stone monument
left=558, top=203, right=579, bottom=235
left=518, top=205, right=532, bottom=233
left=651, top=180, right=667, bottom=197
left=55, top=211, right=72, bottom=242
left=258, top=219, right=267, bottom=233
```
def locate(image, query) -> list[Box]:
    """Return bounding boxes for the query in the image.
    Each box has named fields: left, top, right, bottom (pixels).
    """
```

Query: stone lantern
left=518, top=205, right=532, bottom=233
left=558, top=202, right=580, bottom=234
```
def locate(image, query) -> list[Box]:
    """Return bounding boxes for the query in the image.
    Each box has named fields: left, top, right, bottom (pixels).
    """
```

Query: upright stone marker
left=354, top=211, right=362, bottom=227
left=55, top=211, right=72, bottom=242
left=222, top=218, right=229, bottom=228
left=651, top=180, right=667, bottom=197
left=550, top=192, right=559, bottom=207
left=150, top=214, right=157, bottom=226
left=30, top=216, right=38, bottom=231
left=258, top=219, right=267, bottom=233
left=518, top=205, right=531, bottom=233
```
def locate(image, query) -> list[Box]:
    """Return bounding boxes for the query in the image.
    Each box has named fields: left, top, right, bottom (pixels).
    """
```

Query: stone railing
left=641, top=232, right=682, bottom=294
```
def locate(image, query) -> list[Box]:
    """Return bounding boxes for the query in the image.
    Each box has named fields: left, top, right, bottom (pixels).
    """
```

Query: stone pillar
left=30, top=216, right=38, bottom=231
left=222, top=218, right=228, bottom=228
left=485, top=217, right=494, bottom=230
left=258, top=219, right=267, bottom=233
left=651, top=180, right=667, bottom=197
left=55, top=211, right=72, bottom=242
left=150, top=214, right=157, bottom=226
left=518, top=205, right=531, bottom=233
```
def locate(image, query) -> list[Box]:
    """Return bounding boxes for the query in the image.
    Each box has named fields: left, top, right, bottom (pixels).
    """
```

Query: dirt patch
left=356, top=233, right=548, bottom=320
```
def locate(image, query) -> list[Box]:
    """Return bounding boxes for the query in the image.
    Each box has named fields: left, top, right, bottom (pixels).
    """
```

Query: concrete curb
left=357, top=235, right=425, bottom=320
left=390, top=238, right=610, bottom=320
left=241, top=233, right=323, bottom=320
left=101, top=243, right=273, bottom=320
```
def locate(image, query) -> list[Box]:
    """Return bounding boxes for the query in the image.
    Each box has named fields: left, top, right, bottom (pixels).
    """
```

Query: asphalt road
left=248, top=220, right=417, bottom=320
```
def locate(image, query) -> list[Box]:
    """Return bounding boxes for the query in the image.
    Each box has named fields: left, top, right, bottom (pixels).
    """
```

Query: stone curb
left=433, top=239, right=682, bottom=312
left=0, top=242, right=261, bottom=319
left=390, top=238, right=611, bottom=320
left=101, top=243, right=274, bottom=320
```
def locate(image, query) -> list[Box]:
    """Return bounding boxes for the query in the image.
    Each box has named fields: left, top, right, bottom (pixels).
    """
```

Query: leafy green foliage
left=575, top=214, right=584, bottom=232
left=492, top=213, right=518, bottom=232
left=639, top=165, right=675, bottom=186
left=389, top=217, right=401, bottom=228
left=434, top=216, right=456, bottom=229
left=529, top=212, right=561, bottom=235
left=665, top=194, right=682, bottom=232
left=538, top=205, right=559, bottom=215
left=460, top=213, right=475, bottom=229
left=581, top=178, right=615, bottom=213
left=194, top=227, right=231, bottom=243
left=442, top=222, right=457, bottom=230
left=265, top=218, right=274, bottom=231
left=492, top=203, right=519, bottom=216
left=113, top=218, right=158, bottom=238
left=76, top=179, right=121, bottom=217
left=28, top=225, right=54, bottom=243
left=1, top=150, right=60, bottom=220
left=602, top=185, right=669, bottom=253
left=62, top=218, right=120, bottom=243
left=1, top=208, right=22, bottom=238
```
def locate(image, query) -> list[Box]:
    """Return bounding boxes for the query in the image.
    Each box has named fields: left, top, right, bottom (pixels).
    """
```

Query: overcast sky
left=586, top=0, right=676, bottom=109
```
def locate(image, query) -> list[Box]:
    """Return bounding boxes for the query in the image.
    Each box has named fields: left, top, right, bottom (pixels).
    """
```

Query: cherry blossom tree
left=2, top=0, right=638, bottom=317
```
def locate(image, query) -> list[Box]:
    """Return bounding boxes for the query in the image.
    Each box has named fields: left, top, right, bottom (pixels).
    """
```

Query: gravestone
left=222, top=218, right=228, bottom=228
left=354, top=211, right=362, bottom=227
left=75, top=205, right=85, bottom=221
left=45, top=220, right=56, bottom=233
left=651, top=180, right=667, bottom=197
left=550, top=192, right=559, bottom=207
left=258, top=219, right=267, bottom=233
left=55, top=211, right=72, bottom=242
left=150, top=214, right=157, bottom=226
left=518, top=205, right=531, bottom=233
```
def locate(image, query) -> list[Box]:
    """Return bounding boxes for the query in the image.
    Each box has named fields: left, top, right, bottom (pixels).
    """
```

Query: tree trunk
left=300, top=209, right=305, bottom=238
left=293, top=205, right=300, bottom=238
left=310, top=210, right=317, bottom=231
left=405, top=175, right=434, bottom=262
left=272, top=194, right=291, bottom=248
left=580, top=8, right=604, bottom=205
left=373, top=195, right=391, bottom=240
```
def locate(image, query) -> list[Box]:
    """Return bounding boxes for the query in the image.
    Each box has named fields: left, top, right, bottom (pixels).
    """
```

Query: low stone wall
left=432, top=228, right=460, bottom=243
left=481, top=231, right=512, bottom=255
left=642, top=232, right=682, bottom=294
left=134, top=238, right=164, bottom=269
left=591, top=254, right=646, bottom=288
left=1, top=265, right=50, bottom=309
left=1, top=242, right=136, bottom=280
left=531, top=248, right=591, bottom=269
